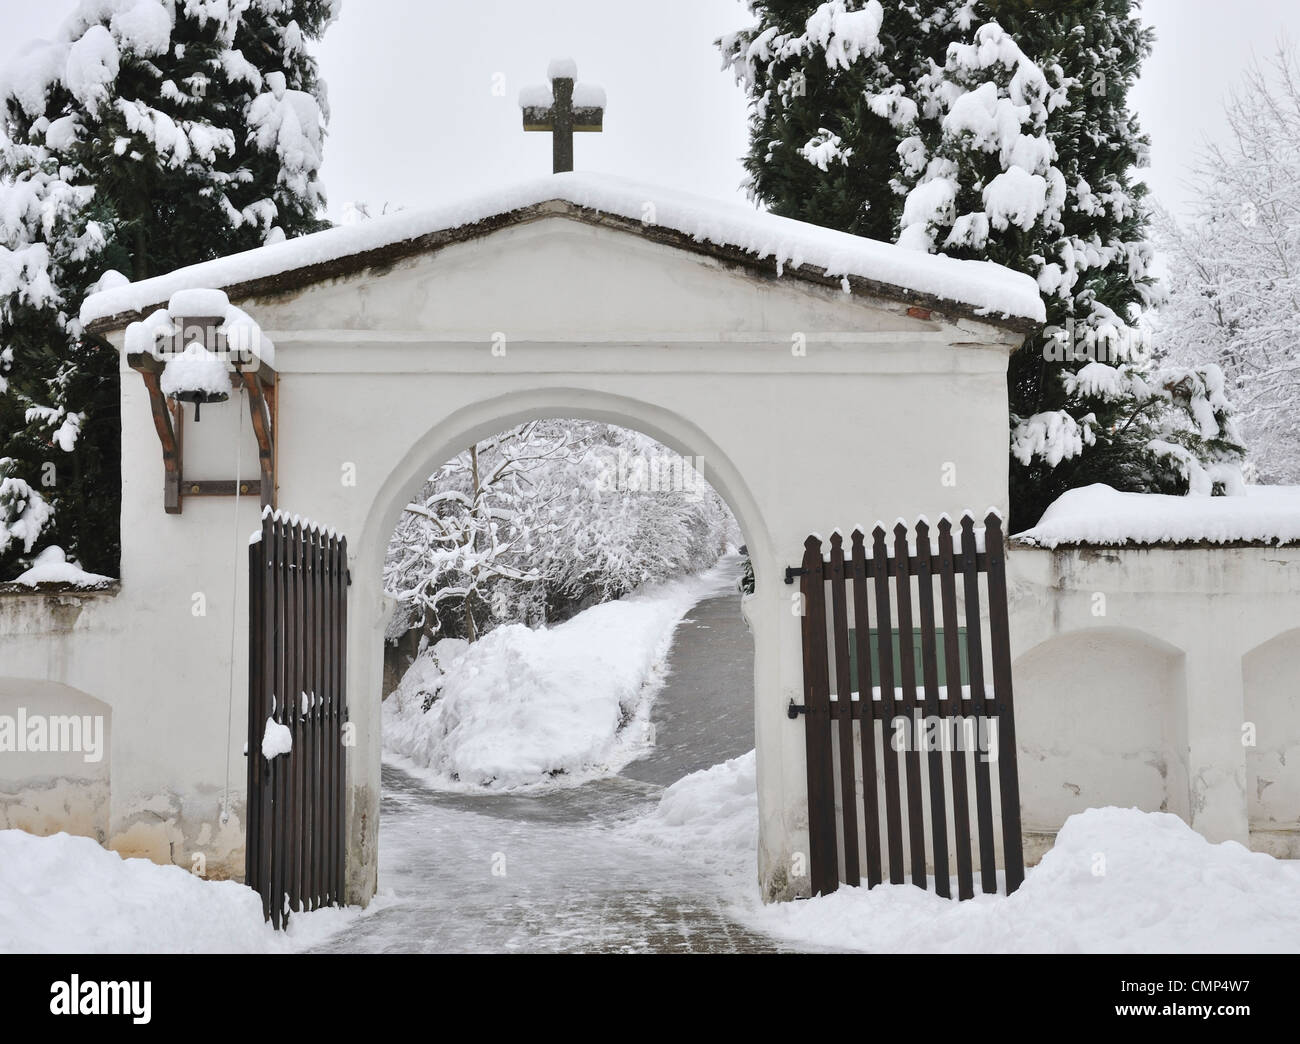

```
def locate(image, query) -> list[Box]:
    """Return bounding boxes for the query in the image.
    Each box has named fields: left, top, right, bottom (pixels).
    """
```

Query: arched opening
left=1012, top=629, right=1188, bottom=854
left=334, top=395, right=774, bottom=950
left=1243, top=628, right=1300, bottom=857
left=354, top=388, right=774, bottom=592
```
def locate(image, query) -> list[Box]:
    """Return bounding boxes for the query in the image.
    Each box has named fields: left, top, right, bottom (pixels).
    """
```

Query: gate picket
left=320, top=528, right=332, bottom=908
left=960, top=515, right=999, bottom=894
left=984, top=513, right=1025, bottom=894
left=828, top=533, right=860, bottom=886
left=914, top=519, right=950, bottom=899
left=336, top=532, right=350, bottom=900
left=305, top=527, right=318, bottom=909
left=871, top=525, right=905, bottom=885
left=937, top=517, right=975, bottom=899
left=798, top=537, right=838, bottom=895
left=274, top=516, right=289, bottom=925
left=246, top=509, right=349, bottom=928
left=892, top=522, right=927, bottom=888
left=246, top=537, right=262, bottom=910
left=792, top=513, right=1025, bottom=901
left=289, top=521, right=303, bottom=916
left=849, top=529, right=882, bottom=887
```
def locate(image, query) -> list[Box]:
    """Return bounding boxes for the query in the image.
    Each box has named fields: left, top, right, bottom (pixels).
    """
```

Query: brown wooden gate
left=246, top=509, right=349, bottom=928
left=790, top=511, right=1024, bottom=900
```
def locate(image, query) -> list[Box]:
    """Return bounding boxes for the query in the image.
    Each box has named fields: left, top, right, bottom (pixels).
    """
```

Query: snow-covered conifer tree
left=0, top=0, right=338, bottom=576
left=721, top=0, right=1243, bottom=527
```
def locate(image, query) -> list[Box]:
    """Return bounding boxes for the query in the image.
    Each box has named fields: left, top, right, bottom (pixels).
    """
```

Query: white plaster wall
left=1008, top=544, right=1300, bottom=858
left=100, top=375, right=262, bottom=874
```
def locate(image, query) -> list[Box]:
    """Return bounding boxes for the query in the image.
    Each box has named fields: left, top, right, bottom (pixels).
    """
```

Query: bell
left=171, top=387, right=230, bottom=422
left=160, top=340, right=233, bottom=422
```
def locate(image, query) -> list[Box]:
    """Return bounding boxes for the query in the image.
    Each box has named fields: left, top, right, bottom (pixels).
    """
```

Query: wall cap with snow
left=81, top=173, right=1044, bottom=338
left=1011, top=483, right=1300, bottom=549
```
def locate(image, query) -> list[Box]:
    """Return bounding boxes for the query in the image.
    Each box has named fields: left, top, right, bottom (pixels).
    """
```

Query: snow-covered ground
left=0, top=829, right=381, bottom=953
left=382, top=558, right=741, bottom=791
left=630, top=752, right=1300, bottom=953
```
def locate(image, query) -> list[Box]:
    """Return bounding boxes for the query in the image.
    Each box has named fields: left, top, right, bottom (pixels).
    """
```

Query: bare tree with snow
left=1157, top=45, right=1300, bottom=484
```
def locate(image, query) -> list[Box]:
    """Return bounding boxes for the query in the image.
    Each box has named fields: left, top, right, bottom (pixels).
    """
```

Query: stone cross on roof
left=519, top=58, right=605, bottom=173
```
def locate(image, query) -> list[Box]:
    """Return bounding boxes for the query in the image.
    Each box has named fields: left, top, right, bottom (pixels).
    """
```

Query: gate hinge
left=784, top=566, right=808, bottom=585
left=787, top=699, right=808, bottom=719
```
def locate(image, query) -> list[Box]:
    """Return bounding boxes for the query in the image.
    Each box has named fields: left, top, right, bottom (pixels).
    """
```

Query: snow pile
left=518, top=84, right=553, bottom=108
left=572, top=84, right=606, bottom=109
left=125, top=287, right=275, bottom=366
left=751, top=808, right=1300, bottom=953
left=383, top=564, right=736, bottom=790
left=547, top=57, right=578, bottom=80
left=261, top=718, right=292, bottom=760
left=81, top=172, right=1045, bottom=327
left=159, top=343, right=232, bottom=398
left=624, top=750, right=758, bottom=881
left=1016, top=483, right=1300, bottom=548
left=10, top=546, right=112, bottom=587
left=520, top=58, right=606, bottom=110
left=168, top=287, right=231, bottom=315
left=0, top=829, right=365, bottom=953
left=630, top=756, right=1300, bottom=952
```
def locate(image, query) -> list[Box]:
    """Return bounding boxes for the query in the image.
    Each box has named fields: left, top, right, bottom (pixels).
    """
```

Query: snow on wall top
left=81, top=172, right=1046, bottom=328
left=1015, top=483, right=1300, bottom=548
left=547, top=57, right=579, bottom=80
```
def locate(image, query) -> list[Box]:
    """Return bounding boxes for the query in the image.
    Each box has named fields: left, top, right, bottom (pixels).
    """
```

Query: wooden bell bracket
left=127, top=319, right=277, bottom=515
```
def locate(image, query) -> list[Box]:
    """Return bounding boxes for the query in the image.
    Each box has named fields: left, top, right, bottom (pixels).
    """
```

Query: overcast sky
left=3, top=0, right=1299, bottom=223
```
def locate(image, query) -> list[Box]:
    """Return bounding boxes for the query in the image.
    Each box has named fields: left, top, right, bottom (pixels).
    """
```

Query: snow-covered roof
left=82, top=173, right=1045, bottom=332
left=1015, top=483, right=1300, bottom=548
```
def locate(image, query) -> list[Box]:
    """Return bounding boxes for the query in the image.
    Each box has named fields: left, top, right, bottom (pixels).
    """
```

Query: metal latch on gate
left=787, top=699, right=808, bottom=719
